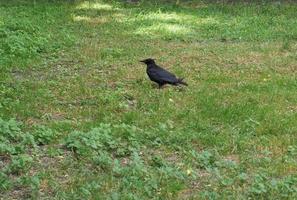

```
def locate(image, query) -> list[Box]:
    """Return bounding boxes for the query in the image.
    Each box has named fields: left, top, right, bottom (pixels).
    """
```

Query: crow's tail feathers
left=177, top=78, right=188, bottom=86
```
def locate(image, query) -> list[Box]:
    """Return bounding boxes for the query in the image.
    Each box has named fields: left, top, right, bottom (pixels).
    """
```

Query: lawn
left=0, top=0, right=297, bottom=199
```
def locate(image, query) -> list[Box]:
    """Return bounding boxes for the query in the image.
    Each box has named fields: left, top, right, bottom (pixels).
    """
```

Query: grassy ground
left=1, top=0, right=297, bottom=199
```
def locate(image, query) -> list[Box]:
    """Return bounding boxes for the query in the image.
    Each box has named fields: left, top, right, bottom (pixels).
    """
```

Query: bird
left=140, top=58, right=188, bottom=89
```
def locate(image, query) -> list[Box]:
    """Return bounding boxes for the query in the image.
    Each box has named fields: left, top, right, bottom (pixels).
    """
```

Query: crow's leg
left=158, top=84, right=164, bottom=89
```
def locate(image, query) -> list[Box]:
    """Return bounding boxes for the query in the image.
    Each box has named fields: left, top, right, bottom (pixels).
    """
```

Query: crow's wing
left=149, top=66, right=178, bottom=83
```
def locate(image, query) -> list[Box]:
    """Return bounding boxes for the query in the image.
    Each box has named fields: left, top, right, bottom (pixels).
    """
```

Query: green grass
left=1, top=0, right=297, bottom=199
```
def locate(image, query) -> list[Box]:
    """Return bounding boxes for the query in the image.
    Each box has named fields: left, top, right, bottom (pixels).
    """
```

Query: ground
left=0, top=0, right=297, bottom=199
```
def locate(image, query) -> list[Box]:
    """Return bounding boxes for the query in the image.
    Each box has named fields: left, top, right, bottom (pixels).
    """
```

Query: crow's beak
left=140, top=60, right=145, bottom=63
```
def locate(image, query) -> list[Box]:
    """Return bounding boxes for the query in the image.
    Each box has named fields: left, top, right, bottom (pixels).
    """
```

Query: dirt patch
left=178, top=170, right=211, bottom=199
left=224, top=154, right=240, bottom=164
left=25, top=117, right=42, bottom=126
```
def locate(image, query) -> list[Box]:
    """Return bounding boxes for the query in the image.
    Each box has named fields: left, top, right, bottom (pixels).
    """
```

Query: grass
left=0, top=0, right=297, bottom=199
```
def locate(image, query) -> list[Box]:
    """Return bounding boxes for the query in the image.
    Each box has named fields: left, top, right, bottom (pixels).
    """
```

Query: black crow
left=140, top=58, right=188, bottom=88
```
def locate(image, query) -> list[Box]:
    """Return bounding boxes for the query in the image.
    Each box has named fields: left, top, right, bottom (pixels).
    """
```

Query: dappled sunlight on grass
left=135, top=23, right=192, bottom=37
left=73, top=1, right=124, bottom=25
left=195, top=16, right=220, bottom=25
left=73, top=15, right=109, bottom=24
left=140, top=12, right=193, bottom=22
left=127, top=11, right=220, bottom=39
left=76, top=1, right=114, bottom=11
left=71, top=1, right=297, bottom=41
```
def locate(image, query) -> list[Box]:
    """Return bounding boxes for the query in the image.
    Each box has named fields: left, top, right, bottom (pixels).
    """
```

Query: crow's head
left=140, top=58, right=155, bottom=65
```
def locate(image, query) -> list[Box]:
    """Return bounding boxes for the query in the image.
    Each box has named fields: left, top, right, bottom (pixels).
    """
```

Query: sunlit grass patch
left=73, top=15, right=109, bottom=24
left=76, top=1, right=114, bottom=11
left=135, top=23, right=193, bottom=37
left=139, top=12, right=193, bottom=22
